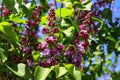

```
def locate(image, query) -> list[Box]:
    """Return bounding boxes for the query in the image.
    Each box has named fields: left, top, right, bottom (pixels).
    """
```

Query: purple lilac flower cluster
left=18, top=7, right=93, bottom=68
left=38, top=9, right=91, bottom=68
left=19, top=5, right=42, bottom=66
left=38, top=9, right=60, bottom=67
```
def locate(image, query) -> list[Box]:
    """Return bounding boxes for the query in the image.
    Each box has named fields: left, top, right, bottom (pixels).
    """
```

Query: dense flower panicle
left=18, top=6, right=92, bottom=68
left=31, top=5, right=42, bottom=22
left=18, top=5, right=43, bottom=66
left=47, top=9, right=56, bottom=27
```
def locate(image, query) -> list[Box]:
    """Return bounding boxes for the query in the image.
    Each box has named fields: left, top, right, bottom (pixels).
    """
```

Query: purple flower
left=80, top=41, right=89, bottom=50
left=39, top=57, right=58, bottom=67
left=46, top=57, right=58, bottom=66
left=45, top=36, right=57, bottom=44
left=26, top=20, right=36, bottom=26
left=25, top=59, right=32, bottom=67
left=53, top=27, right=59, bottom=33
left=41, top=48, right=50, bottom=57
left=34, top=33, right=38, bottom=38
left=79, top=24, right=86, bottom=30
left=21, top=38, right=28, bottom=44
left=22, top=29, right=28, bottom=35
left=65, top=50, right=71, bottom=55
left=72, top=54, right=82, bottom=67
left=42, top=27, right=50, bottom=34
left=76, top=43, right=84, bottom=52
left=38, top=42, right=48, bottom=50
left=57, top=43, right=65, bottom=51
left=50, top=48, right=60, bottom=56
left=78, top=30, right=89, bottom=39
left=23, top=47, right=32, bottom=53
left=48, top=21, right=55, bottom=27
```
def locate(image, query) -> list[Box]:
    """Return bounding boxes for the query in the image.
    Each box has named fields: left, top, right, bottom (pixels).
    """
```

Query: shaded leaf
left=0, top=48, right=6, bottom=63
left=6, top=63, right=32, bottom=79
left=65, top=64, right=82, bottom=80
left=55, top=66, right=67, bottom=78
left=63, top=26, right=74, bottom=37
left=102, top=8, right=112, bottom=21
left=34, top=66, right=54, bottom=80
left=3, top=0, right=17, bottom=12
left=0, top=22, right=19, bottom=42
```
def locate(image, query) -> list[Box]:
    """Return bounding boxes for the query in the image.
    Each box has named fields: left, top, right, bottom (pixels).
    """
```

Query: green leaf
left=0, top=44, right=8, bottom=63
left=34, top=66, right=54, bottom=80
left=70, top=0, right=78, bottom=3
left=112, top=72, right=120, bottom=80
left=82, top=0, right=92, bottom=10
left=40, top=15, right=47, bottom=24
left=73, top=2, right=85, bottom=9
left=107, top=36, right=116, bottom=42
left=82, top=74, right=95, bottom=80
left=20, top=5, right=31, bottom=17
left=116, top=42, right=120, bottom=52
left=0, top=22, right=19, bottom=42
left=9, top=14, right=26, bottom=24
left=63, top=1, right=72, bottom=8
left=73, top=0, right=92, bottom=10
left=92, top=17, right=104, bottom=30
left=3, top=0, right=17, bottom=13
left=65, top=64, right=74, bottom=74
left=32, top=51, right=40, bottom=61
left=102, top=8, right=112, bottom=21
left=63, top=26, right=75, bottom=37
left=73, top=67, right=81, bottom=80
left=16, top=0, right=22, bottom=4
left=6, top=63, right=32, bottom=79
left=92, top=17, right=104, bottom=25
left=55, top=66, right=67, bottom=78
left=65, top=64, right=82, bottom=80
left=0, top=34, right=19, bottom=47
left=55, top=8, right=74, bottom=17
left=0, top=48, right=7, bottom=63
